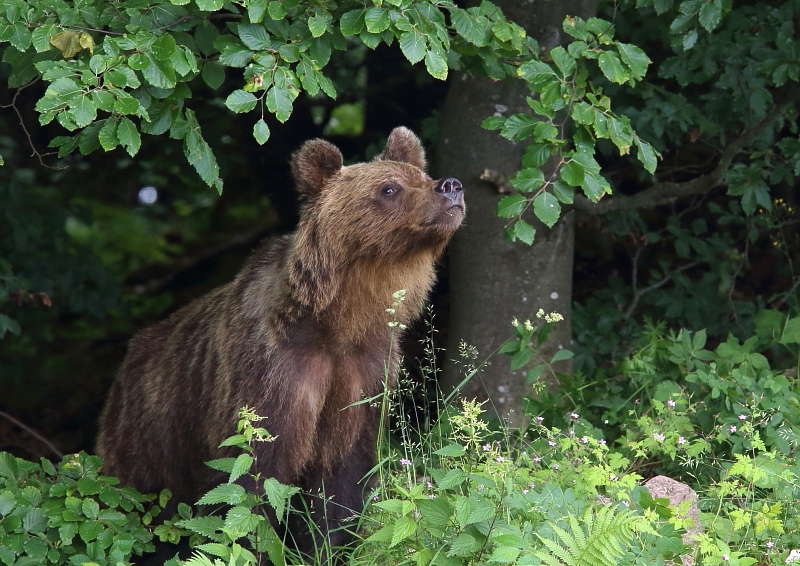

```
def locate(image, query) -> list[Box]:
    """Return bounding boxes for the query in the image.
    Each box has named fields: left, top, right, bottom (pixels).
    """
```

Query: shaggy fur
left=96, top=127, right=464, bottom=556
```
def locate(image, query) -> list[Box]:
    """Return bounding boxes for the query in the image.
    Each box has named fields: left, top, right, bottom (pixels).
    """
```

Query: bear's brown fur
left=95, top=127, right=464, bottom=556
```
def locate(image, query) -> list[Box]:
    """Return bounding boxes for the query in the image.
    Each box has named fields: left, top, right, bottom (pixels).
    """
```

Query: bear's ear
left=291, top=139, right=344, bottom=197
left=376, top=127, right=426, bottom=171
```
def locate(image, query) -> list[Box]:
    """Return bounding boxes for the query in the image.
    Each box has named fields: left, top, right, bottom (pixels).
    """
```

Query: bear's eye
left=380, top=185, right=400, bottom=197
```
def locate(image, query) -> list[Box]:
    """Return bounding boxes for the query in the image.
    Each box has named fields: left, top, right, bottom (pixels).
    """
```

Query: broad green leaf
left=608, top=116, right=633, bottom=154
left=69, top=95, right=96, bottom=128
left=514, top=218, right=535, bottom=245
left=550, top=46, right=575, bottom=77
left=533, top=192, right=560, bottom=227
left=698, top=0, right=723, bottom=31
left=365, top=8, right=391, bottom=33
left=425, top=49, right=448, bottom=80
left=267, top=0, right=285, bottom=19
left=228, top=454, right=254, bottom=483
left=184, top=112, right=223, bottom=193
left=82, top=498, right=100, bottom=519
left=510, top=168, right=544, bottom=193
left=117, top=117, right=141, bottom=156
left=225, top=89, right=258, bottom=113
left=195, top=22, right=220, bottom=56
left=340, top=9, right=365, bottom=35
left=780, top=317, right=800, bottom=344
left=197, top=483, right=246, bottom=505
left=202, top=61, right=225, bottom=90
left=151, top=34, right=177, bottom=61
left=399, top=30, right=426, bottom=64
left=682, top=29, right=698, bottom=50
left=437, top=469, right=466, bottom=489
left=248, top=0, right=267, bottom=22
left=551, top=349, right=574, bottom=362
left=390, top=516, right=416, bottom=547
left=143, top=54, right=176, bottom=88
left=571, top=102, right=594, bottom=125
left=496, top=194, right=526, bottom=218
left=481, top=116, right=505, bottom=130
left=196, top=0, right=223, bottom=11
left=510, top=347, right=532, bottom=370
left=560, top=160, right=584, bottom=186
left=114, top=96, right=140, bottom=115
left=634, top=138, right=658, bottom=174
left=434, top=443, right=465, bottom=457
left=416, top=498, right=452, bottom=527
left=598, top=51, right=627, bottom=84
left=617, top=42, right=649, bottom=79
left=522, top=143, right=552, bottom=167
left=78, top=520, right=103, bottom=542
left=308, top=10, right=332, bottom=37
left=265, top=67, right=298, bottom=123
left=253, top=118, right=270, bottom=145
left=31, top=24, right=56, bottom=52
left=489, top=546, right=520, bottom=563
left=218, top=44, right=254, bottom=67
left=239, top=24, right=271, bottom=50
left=278, top=43, right=301, bottom=62
left=451, top=10, right=489, bottom=46
left=552, top=181, right=574, bottom=204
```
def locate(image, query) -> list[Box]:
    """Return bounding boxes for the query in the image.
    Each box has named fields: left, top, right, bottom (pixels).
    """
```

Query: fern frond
left=536, top=505, right=649, bottom=566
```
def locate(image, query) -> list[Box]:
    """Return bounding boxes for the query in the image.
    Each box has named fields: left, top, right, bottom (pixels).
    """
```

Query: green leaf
left=31, top=24, right=56, bottom=53
left=340, top=9, right=365, bottom=35
left=151, top=34, right=177, bottom=61
left=434, top=443, right=466, bottom=457
left=225, top=89, right=258, bottom=113
left=550, top=46, right=575, bottom=77
left=399, top=30, right=426, bottom=64
left=78, top=520, right=103, bottom=542
left=780, top=317, right=800, bottom=344
left=617, top=42, right=649, bottom=79
left=202, top=61, right=225, bottom=90
left=117, top=117, right=141, bottom=156
left=69, top=95, right=97, bottom=128
left=197, top=483, right=246, bottom=505
left=533, top=192, right=560, bottom=227
left=82, top=498, right=100, bottom=519
left=682, top=29, right=698, bottom=50
left=510, top=348, right=532, bottom=370
left=253, top=119, right=270, bottom=145
left=196, top=0, right=223, bottom=11
left=451, top=10, right=489, bottom=46
left=228, top=454, right=253, bottom=483
left=522, top=143, right=552, bottom=167
left=437, top=469, right=466, bottom=489
left=425, top=49, right=448, bottom=80
left=489, top=546, right=520, bottom=563
left=598, top=51, right=627, bottom=84
left=560, top=160, right=584, bottom=186
left=634, top=138, right=657, bottom=174
left=308, top=10, right=332, bottom=38
left=551, top=349, right=573, bottom=363
left=239, top=24, right=271, bottom=50
left=143, top=54, right=176, bottom=88
left=77, top=477, right=102, bottom=496
left=416, top=498, right=452, bottom=527
left=510, top=168, right=544, bottom=193
left=365, top=8, right=391, bottom=33
left=552, top=181, right=573, bottom=204
left=248, top=0, right=267, bottom=22
left=265, top=66, right=298, bottom=123
left=513, top=218, right=535, bottom=245
left=267, top=0, right=285, bottom=19
left=390, top=516, right=416, bottom=547
left=481, top=116, right=505, bottom=130
left=698, top=0, right=723, bottom=31
left=496, top=194, right=526, bottom=218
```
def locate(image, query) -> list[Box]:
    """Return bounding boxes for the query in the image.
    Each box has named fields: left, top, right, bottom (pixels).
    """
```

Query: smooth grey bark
left=436, top=0, right=595, bottom=427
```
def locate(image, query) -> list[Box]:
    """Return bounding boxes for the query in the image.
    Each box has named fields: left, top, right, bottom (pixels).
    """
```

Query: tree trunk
left=436, top=0, right=594, bottom=426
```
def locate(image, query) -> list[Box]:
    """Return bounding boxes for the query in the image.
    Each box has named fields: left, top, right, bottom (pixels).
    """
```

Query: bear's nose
left=433, top=177, right=464, bottom=204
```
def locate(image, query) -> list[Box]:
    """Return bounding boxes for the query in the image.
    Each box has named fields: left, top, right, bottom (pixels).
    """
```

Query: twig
left=0, top=410, right=64, bottom=459
left=624, top=262, right=698, bottom=318
left=0, top=79, right=64, bottom=168
left=573, top=85, right=800, bottom=214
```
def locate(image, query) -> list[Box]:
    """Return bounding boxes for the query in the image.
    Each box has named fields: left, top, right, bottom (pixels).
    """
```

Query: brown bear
left=95, top=127, right=464, bottom=558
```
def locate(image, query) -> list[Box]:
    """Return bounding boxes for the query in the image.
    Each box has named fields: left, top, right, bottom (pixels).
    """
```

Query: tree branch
left=0, top=410, right=63, bottom=459
left=574, top=85, right=800, bottom=214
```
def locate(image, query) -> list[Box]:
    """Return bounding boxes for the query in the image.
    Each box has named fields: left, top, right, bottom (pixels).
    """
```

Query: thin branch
left=0, top=79, right=65, bottom=168
left=624, top=262, right=698, bottom=318
left=0, top=410, right=64, bottom=459
left=574, top=85, right=800, bottom=214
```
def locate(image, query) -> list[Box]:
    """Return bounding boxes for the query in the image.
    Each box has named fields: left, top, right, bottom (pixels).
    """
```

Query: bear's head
left=288, top=127, right=464, bottom=317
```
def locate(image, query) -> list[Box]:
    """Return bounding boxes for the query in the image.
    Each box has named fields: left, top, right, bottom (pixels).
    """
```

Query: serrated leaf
left=533, top=192, right=560, bottom=227
left=616, top=42, right=649, bottom=79
left=82, top=498, right=100, bottom=519
left=117, top=117, right=141, bottom=156
left=268, top=0, right=285, bottom=19
left=77, top=477, right=102, bottom=496
left=340, top=9, right=365, bottom=36
left=365, top=8, right=391, bottom=33
left=510, top=168, right=544, bottom=193
left=308, top=10, right=332, bottom=37
left=239, top=24, right=271, bottom=50
left=78, top=520, right=103, bottom=542
left=248, top=0, right=267, bottom=22
left=31, top=24, right=56, bottom=52
left=425, top=49, right=448, bottom=80
left=253, top=119, right=270, bottom=145
left=481, top=116, right=505, bottom=130
left=451, top=10, right=488, bottom=46
left=399, top=30, right=426, bottom=64
left=489, top=546, right=520, bottom=563
left=225, top=89, right=257, bottom=113
left=265, top=67, right=297, bottom=123
left=228, top=454, right=253, bottom=483
left=514, top=219, right=536, bottom=245
left=416, top=498, right=452, bottom=527
left=496, top=194, right=526, bottom=218
left=560, top=160, right=584, bottom=186
left=143, top=54, right=176, bottom=88
left=196, top=483, right=246, bottom=505
left=184, top=114, right=222, bottom=192
left=698, top=0, right=722, bottom=32
left=598, top=51, right=627, bottom=84
left=550, top=46, right=575, bottom=77
left=434, top=443, right=465, bottom=457
left=634, top=138, right=658, bottom=174
left=437, top=469, right=466, bottom=489
left=682, top=29, right=698, bottom=50
left=196, top=0, right=223, bottom=11
left=780, top=317, right=800, bottom=344
left=552, top=181, right=573, bottom=204
left=390, top=516, right=416, bottom=547
left=69, top=95, right=96, bottom=128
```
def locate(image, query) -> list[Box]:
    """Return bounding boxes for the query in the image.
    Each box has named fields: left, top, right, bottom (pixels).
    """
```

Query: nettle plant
left=0, top=451, right=155, bottom=566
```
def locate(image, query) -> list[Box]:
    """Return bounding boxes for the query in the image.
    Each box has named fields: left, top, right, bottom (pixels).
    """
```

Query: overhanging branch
left=574, top=85, right=800, bottom=215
